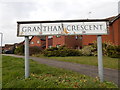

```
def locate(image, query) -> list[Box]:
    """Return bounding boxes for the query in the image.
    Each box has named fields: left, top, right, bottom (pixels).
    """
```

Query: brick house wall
left=115, top=17, right=119, bottom=45
left=52, top=35, right=82, bottom=49
left=65, top=35, right=82, bottom=49
left=46, top=36, right=53, bottom=48
left=82, top=15, right=120, bottom=46
left=29, top=36, right=46, bottom=49
left=52, top=36, right=65, bottom=47
left=30, top=36, right=43, bottom=47
left=82, top=35, right=96, bottom=45
left=111, top=18, right=120, bottom=45
left=104, top=14, right=120, bottom=45
left=82, top=30, right=115, bottom=46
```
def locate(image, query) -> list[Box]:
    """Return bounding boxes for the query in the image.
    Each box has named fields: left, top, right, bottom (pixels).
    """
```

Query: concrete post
left=25, top=36, right=29, bottom=78
left=97, top=35, right=104, bottom=82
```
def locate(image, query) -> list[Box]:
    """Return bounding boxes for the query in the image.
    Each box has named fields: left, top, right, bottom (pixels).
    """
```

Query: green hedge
left=14, top=42, right=120, bottom=58
left=43, top=46, right=82, bottom=57
left=29, top=46, right=42, bottom=56
left=14, top=45, right=24, bottom=55
left=82, top=42, right=120, bottom=58
left=107, top=45, right=120, bottom=58
left=14, top=46, right=42, bottom=56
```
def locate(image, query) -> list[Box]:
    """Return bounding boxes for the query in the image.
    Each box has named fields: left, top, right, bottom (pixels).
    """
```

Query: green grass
left=2, top=55, right=118, bottom=88
left=0, top=55, right=2, bottom=89
left=34, top=55, right=119, bottom=69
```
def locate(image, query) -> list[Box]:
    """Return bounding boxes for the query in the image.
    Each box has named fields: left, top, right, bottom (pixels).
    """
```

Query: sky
left=0, top=0, right=119, bottom=46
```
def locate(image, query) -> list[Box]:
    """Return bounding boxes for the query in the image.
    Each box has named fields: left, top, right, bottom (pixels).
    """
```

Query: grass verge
left=2, top=55, right=118, bottom=88
left=33, top=54, right=119, bottom=69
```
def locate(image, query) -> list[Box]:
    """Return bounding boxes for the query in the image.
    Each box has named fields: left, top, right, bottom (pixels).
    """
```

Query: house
left=28, top=14, right=120, bottom=49
left=109, top=14, right=120, bottom=45
left=29, top=35, right=82, bottom=49
left=3, top=41, right=25, bottom=54
left=51, top=35, right=82, bottom=49
left=29, top=36, right=53, bottom=50
left=81, top=14, right=120, bottom=46
left=15, top=41, right=24, bottom=48
left=4, top=44, right=15, bottom=54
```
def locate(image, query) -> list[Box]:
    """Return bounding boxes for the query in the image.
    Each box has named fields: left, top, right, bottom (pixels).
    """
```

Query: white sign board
left=17, top=21, right=108, bottom=36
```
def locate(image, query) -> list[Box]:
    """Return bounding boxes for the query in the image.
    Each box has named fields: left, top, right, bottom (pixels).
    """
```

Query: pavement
left=2, top=54, right=119, bottom=86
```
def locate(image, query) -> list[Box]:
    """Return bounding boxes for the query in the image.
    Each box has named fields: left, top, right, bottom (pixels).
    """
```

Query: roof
left=17, top=19, right=109, bottom=24
left=29, top=36, right=46, bottom=42
left=16, top=41, right=24, bottom=46
left=5, top=44, right=14, bottom=47
left=4, top=44, right=15, bottom=49
left=106, top=16, right=116, bottom=21
left=109, top=14, right=120, bottom=25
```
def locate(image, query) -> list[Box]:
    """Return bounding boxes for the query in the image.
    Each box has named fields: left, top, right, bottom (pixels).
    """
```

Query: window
left=56, top=35, right=61, bottom=38
left=30, top=42, right=34, bottom=44
left=79, top=35, right=83, bottom=40
left=37, top=40, right=40, bottom=44
left=56, top=44, right=61, bottom=48
left=88, top=43, right=94, bottom=45
left=48, top=45, right=52, bottom=48
left=75, top=36, right=78, bottom=40
left=48, top=36, right=53, bottom=39
left=16, top=46, right=18, bottom=48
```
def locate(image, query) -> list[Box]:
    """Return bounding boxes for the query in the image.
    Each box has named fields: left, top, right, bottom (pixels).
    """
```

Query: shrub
left=14, top=45, right=24, bottom=55
left=90, top=42, right=109, bottom=56
left=43, top=47, right=59, bottom=57
left=81, top=46, right=93, bottom=56
left=29, top=46, right=42, bottom=56
left=107, top=45, right=120, bottom=58
left=46, top=47, right=58, bottom=51
left=58, top=46, right=70, bottom=57
left=90, top=41, right=120, bottom=58
left=43, top=46, right=82, bottom=57
left=68, top=49, right=82, bottom=56
left=102, top=42, right=113, bottom=56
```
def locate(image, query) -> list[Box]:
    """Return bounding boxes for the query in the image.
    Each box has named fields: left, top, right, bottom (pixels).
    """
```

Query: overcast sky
left=0, top=0, right=119, bottom=46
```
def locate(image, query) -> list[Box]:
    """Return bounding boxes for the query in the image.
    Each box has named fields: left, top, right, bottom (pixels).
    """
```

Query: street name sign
left=17, top=20, right=108, bottom=36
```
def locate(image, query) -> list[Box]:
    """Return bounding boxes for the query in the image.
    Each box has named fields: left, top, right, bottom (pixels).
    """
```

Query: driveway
left=3, top=54, right=119, bottom=86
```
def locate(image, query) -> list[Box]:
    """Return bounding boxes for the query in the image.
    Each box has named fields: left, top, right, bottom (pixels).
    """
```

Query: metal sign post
left=0, top=33, right=3, bottom=89
left=97, top=35, right=103, bottom=82
left=25, top=36, right=29, bottom=78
